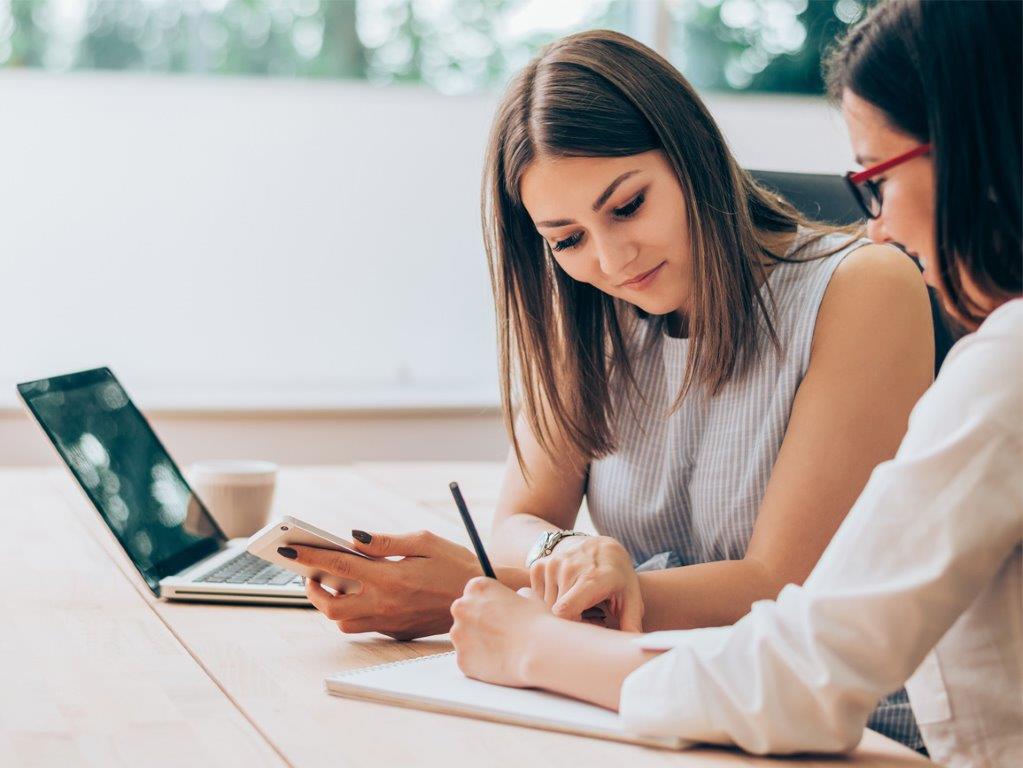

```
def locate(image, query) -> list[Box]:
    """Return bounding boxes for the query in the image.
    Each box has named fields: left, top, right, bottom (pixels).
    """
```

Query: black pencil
left=449, top=481, right=496, bottom=578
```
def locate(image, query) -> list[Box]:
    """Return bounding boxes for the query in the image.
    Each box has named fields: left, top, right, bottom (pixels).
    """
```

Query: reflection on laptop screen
left=18, top=368, right=223, bottom=592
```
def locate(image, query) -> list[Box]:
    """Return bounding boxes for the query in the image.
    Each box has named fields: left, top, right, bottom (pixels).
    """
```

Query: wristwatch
left=525, top=529, right=591, bottom=568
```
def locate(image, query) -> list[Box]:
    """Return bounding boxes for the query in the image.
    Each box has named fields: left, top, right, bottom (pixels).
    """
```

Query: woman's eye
left=548, top=194, right=643, bottom=252
left=613, top=192, right=645, bottom=219
left=552, top=232, right=582, bottom=251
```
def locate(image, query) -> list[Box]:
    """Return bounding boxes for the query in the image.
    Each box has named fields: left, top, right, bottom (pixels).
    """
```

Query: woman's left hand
left=529, top=534, right=644, bottom=631
left=450, top=578, right=556, bottom=688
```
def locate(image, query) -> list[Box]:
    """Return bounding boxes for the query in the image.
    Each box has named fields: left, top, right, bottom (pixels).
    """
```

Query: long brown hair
left=482, top=30, right=849, bottom=470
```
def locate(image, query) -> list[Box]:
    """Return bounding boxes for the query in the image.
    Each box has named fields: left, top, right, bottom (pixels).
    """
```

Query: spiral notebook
left=324, top=651, right=688, bottom=750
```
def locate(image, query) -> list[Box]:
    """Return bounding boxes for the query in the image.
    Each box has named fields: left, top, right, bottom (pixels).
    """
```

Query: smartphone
left=247, top=515, right=372, bottom=594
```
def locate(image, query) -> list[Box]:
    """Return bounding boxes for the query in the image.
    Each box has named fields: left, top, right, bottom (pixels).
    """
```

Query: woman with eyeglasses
left=449, top=1, right=1021, bottom=765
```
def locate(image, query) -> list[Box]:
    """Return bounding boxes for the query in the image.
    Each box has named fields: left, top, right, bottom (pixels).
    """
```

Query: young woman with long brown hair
left=285, top=26, right=934, bottom=748
left=448, top=2, right=1022, bottom=764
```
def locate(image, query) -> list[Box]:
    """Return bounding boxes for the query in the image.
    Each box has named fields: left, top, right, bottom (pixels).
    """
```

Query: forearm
left=521, top=617, right=660, bottom=710
left=488, top=432, right=586, bottom=567
left=490, top=511, right=561, bottom=566
left=639, top=558, right=786, bottom=631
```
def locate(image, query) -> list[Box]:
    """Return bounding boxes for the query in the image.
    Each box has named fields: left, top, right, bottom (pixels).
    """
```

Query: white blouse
left=619, top=299, right=1023, bottom=767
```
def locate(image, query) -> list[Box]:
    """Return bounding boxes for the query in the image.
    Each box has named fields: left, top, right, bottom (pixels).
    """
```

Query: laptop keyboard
left=195, top=551, right=302, bottom=586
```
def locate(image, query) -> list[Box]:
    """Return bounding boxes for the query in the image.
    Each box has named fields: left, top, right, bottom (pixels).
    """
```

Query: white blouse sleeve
left=617, top=322, right=1023, bottom=754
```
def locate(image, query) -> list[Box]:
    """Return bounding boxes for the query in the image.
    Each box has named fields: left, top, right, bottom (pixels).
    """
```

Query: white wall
left=1, top=70, right=500, bottom=411
left=0, top=69, right=856, bottom=465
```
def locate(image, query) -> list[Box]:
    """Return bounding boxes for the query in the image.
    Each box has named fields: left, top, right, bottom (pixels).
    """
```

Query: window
left=1, top=1, right=867, bottom=410
left=3, top=0, right=875, bottom=95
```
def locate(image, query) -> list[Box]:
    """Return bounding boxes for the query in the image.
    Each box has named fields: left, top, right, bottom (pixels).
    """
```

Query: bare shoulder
left=812, top=242, right=933, bottom=361
left=825, top=242, right=929, bottom=310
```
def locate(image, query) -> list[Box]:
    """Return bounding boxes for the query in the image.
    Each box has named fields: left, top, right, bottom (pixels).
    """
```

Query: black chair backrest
left=749, top=169, right=956, bottom=372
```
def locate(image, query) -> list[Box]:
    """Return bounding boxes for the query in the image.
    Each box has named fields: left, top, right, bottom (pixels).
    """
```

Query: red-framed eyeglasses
left=844, top=143, right=932, bottom=219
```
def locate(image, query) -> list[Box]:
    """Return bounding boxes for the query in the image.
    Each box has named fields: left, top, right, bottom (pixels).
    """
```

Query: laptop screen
left=18, top=368, right=225, bottom=593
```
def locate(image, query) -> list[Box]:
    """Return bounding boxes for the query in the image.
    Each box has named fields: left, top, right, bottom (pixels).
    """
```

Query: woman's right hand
left=286, top=530, right=483, bottom=641
left=528, top=534, right=644, bottom=632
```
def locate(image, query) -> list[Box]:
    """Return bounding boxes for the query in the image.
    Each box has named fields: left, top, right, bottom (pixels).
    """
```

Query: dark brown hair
left=482, top=30, right=849, bottom=469
left=826, top=0, right=1021, bottom=329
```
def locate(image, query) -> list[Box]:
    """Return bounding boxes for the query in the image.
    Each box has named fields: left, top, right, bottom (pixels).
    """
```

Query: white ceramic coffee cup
left=188, top=460, right=278, bottom=539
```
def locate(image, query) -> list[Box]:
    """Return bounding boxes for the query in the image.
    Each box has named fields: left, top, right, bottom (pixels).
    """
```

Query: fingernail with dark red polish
left=277, top=546, right=297, bottom=559
left=352, top=530, right=372, bottom=544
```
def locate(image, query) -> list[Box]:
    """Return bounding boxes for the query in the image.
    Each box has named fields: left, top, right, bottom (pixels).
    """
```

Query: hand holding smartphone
left=247, top=516, right=371, bottom=594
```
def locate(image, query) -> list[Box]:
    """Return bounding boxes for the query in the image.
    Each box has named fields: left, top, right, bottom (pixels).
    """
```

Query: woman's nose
left=593, top=233, right=637, bottom=277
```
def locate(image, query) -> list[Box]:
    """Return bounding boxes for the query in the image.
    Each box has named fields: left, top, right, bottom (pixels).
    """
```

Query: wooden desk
left=2, top=466, right=932, bottom=767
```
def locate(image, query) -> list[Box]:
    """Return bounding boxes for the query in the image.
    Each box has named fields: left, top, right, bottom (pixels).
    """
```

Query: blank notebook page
left=325, top=651, right=688, bottom=750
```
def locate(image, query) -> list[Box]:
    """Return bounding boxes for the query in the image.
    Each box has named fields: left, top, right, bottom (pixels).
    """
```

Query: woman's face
left=519, top=150, right=692, bottom=317
left=841, top=90, right=938, bottom=282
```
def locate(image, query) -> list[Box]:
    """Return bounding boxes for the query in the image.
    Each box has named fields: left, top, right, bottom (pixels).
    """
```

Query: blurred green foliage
left=0, top=0, right=874, bottom=94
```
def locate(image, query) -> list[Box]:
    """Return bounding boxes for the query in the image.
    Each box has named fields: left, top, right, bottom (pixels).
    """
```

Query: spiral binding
left=327, top=650, right=455, bottom=680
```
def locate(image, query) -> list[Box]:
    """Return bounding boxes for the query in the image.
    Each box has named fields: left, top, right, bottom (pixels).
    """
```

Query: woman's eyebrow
left=591, top=169, right=641, bottom=211
left=535, top=169, right=642, bottom=229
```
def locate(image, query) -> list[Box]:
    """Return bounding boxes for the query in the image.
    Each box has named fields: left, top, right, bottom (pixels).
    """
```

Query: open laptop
left=17, top=367, right=310, bottom=606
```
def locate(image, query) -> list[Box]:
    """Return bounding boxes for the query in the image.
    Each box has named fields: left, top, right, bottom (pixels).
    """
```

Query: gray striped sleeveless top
left=586, top=231, right=923, bottom=750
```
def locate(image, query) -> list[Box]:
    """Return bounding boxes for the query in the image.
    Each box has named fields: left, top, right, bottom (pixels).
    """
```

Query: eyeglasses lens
left=859, top=180, right=882, bottom=218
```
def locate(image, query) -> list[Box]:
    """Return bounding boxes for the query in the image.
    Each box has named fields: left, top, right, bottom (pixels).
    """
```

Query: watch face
left=526, top=531, right=554, bottom=567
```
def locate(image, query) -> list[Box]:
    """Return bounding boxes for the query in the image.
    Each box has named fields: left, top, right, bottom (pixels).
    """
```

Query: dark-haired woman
left=449, top=2, right=1022, bottom=764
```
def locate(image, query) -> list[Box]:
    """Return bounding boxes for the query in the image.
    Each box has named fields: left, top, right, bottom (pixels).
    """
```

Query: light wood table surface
left=2, top=465, right=933, bottom=767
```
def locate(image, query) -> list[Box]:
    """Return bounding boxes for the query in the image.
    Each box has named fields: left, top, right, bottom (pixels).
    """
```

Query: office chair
left=749, top=169, right=956, bottom=372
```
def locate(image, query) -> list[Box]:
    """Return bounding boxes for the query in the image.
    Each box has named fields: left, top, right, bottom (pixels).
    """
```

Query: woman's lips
left=620, top=261, right=667, bottom=290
